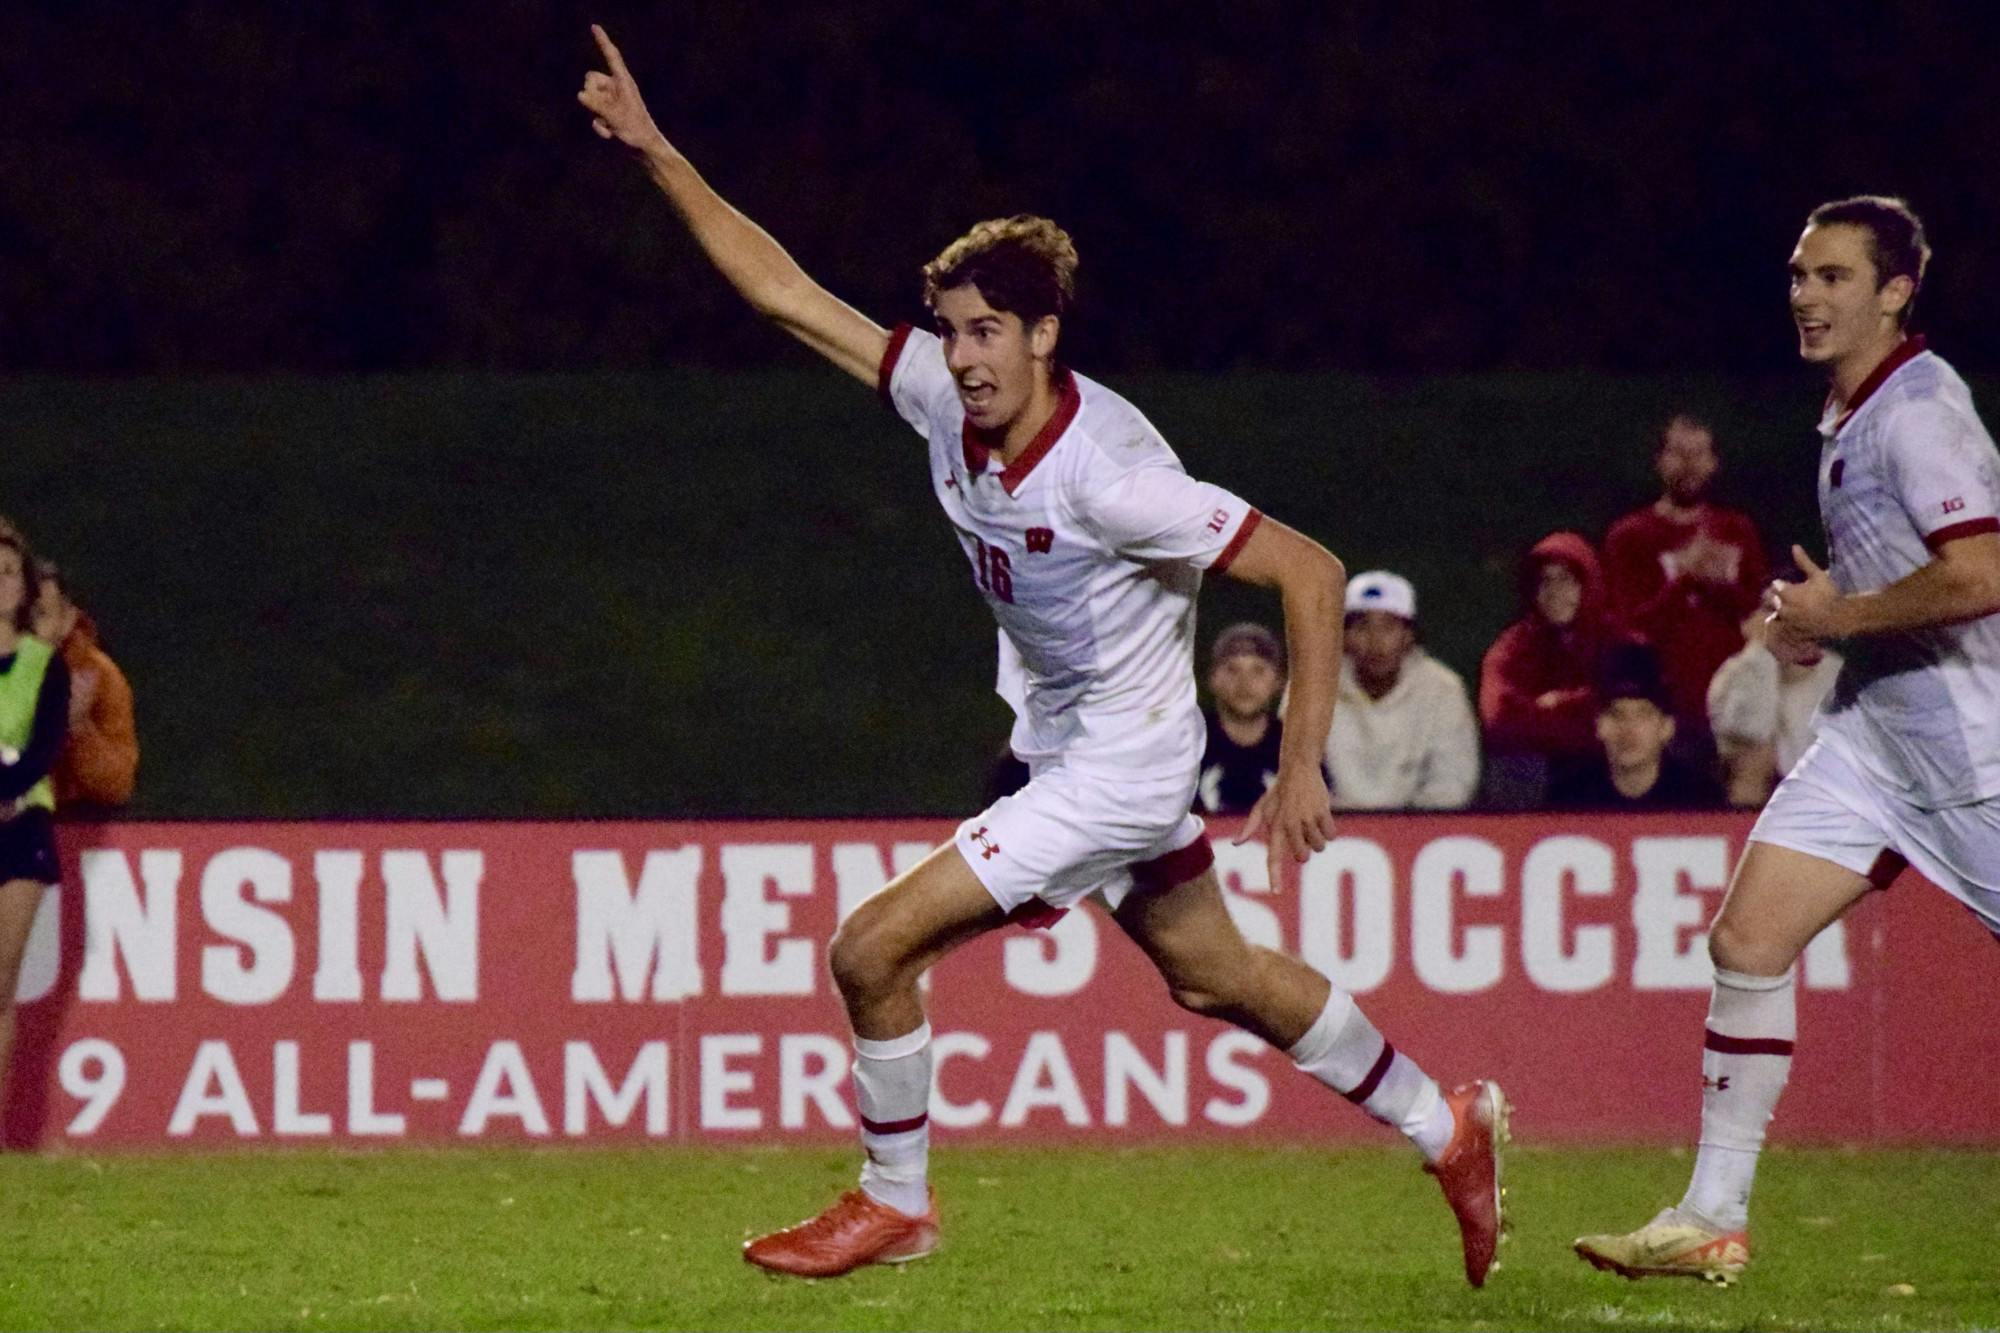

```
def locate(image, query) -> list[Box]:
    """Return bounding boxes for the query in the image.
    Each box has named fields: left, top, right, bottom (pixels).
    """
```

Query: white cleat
left=1575, top=1207, right=1750, bottom=1286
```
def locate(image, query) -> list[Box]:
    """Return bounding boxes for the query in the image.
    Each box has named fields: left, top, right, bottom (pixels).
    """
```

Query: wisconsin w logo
left=1025, top=528, right=1054, bottom=553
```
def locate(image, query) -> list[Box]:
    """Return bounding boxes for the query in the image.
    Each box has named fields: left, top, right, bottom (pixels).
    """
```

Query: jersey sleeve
left=1881, top=399, right=2000, bottom=551
left=876, top=324, right=958, bottom=440
left=1077, top=463, right=1263, bottom=571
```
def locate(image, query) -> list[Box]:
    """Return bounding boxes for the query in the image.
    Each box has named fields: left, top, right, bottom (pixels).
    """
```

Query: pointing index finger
left=591, top=24, right=630, bottom=78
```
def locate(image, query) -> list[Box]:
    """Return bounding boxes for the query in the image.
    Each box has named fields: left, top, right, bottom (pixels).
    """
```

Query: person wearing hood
left=31, top=563, right=137, bottom=812
left=1478, top=532, right=1628, bottom=805
left=1326, top=572, right=1479, bottom=810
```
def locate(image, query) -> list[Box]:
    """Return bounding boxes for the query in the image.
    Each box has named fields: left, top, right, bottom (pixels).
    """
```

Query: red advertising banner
left=4, top=815, right=1993, bottom=1151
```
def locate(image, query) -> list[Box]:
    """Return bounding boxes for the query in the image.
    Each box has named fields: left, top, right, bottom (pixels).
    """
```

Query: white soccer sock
left=1287, top=989, right=1453, bottom=1162
left=1680, top=966, right=1796, bottom=1233
left=853, top=1022, right=933, bottom=1218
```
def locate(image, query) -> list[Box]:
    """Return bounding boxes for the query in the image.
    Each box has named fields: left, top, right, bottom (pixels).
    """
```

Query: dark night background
left=5, top=2, right=1996, bottom=376
left=2, top=1, right=1997, bottom=817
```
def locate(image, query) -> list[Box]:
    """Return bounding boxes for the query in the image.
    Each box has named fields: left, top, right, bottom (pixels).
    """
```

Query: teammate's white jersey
left=1813, top=337, right=2000, bottom=808
left=879, top=325, right=1260, bottom=771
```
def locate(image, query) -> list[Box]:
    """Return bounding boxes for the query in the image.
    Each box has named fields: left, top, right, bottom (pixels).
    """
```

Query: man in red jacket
left=1602, top=415, right=1768, bottom=736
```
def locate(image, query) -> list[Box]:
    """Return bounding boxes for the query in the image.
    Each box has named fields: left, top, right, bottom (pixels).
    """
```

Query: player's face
left=1535, top=562, right=1582, bottom=627
left=1209, top=653, right=1282, bottom=722
left=1596, top=698, right=1674, bottom=771
left=1345, top=610, right=1414, bottom=687
left=1655, top=420, right=1717, bottom=506
left=1789, top=224, right=1911, bottom=368
left=933, top=284, right=1054, bottom=433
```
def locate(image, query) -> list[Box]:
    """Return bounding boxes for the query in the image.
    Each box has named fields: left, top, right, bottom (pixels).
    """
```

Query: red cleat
left=1424, top=1080, right=1511, bottom=1287
left=743, top=1188, right=939, bottom=1278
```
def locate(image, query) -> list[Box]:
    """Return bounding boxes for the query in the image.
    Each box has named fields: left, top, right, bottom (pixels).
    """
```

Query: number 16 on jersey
left=969, top=535, right=1014, bottom=604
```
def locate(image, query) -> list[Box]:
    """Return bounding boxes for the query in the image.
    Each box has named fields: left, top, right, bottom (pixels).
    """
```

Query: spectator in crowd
left=0, top=522, right=70, bottom=1115
left=1326, top=571, right=1479, bottom=810
left=31, top=563, right=137, bottom=813
left=1550, top=643, right=1724, bottom=810
left=1196, top=622, right=1286, bottom=815
left=1478, top=532, right=1625, bottom=807
left=1706, top=604, right=1842, bottom=808
left=1601, top=415, right=1768, bottom=746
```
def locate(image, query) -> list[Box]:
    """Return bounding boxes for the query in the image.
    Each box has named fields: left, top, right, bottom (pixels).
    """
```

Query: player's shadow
left=4, top=865, right=86, bottom=1149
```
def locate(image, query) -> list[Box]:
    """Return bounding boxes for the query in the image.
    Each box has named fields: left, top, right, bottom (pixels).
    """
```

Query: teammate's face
left=1655, top=420, right=1717, bottom=506
left=1789, top=224, right=1913, bottom=369
left=1535, top=562, right=1582, bottom=627
left=1209, top=653, right=1282, bottom=723
left=933, top=284, right=1057, bottom=434
left=1345, top=610, right=1414, bottom=690
left=1596, top=698, right=1674, bottom=773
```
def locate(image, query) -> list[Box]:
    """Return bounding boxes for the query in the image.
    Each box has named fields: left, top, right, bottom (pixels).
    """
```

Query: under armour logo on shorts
left=970, top=826, right=1002, bottom=860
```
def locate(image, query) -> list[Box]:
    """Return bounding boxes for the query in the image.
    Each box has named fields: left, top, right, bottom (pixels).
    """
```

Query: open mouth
left=959, top=382, right=997, bottom=411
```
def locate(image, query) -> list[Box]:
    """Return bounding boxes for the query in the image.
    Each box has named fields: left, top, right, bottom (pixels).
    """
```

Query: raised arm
left=1218, top=517, right=1344, bottom=884
left=578, top=25, right=889, bottom=386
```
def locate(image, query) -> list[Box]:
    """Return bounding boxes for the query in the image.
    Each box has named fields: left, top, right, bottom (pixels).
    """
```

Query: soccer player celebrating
left=1577, top=197, right=2000, bottom=1284
left=579, top=26, right=1508, bottom=1286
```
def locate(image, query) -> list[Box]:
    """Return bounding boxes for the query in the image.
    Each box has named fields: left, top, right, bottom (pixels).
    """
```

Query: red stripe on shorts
left=1131, top=831, right=1216, bottom=893
left=1005, top=898, right=1070, bottom=931
left=860, top=1112, right=929, bottom=1136
left=1704, top=1029, right=1794, bottom=1057
left=1866, top=849, right=1909, bottom=891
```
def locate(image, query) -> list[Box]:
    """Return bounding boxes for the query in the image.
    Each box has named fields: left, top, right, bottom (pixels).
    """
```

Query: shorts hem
left=1744, top=829, right=1881, bottom=881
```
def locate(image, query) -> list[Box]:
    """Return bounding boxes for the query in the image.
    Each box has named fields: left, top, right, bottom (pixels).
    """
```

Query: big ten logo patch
left=1205, top=508, right=1230, bottom=536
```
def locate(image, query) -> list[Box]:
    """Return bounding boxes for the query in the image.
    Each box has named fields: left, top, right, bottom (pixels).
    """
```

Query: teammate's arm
left=1218, top=518, right=1344, bottom=884
left=1769, top=535, right=2000, bottom=641
left=577, top=26, right=889, bottom=386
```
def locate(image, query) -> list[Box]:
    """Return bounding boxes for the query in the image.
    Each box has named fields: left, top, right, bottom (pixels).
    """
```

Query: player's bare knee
left=1706, top=917, right=1790, bottom=977
left=826, top=918, right=895, bottom=1003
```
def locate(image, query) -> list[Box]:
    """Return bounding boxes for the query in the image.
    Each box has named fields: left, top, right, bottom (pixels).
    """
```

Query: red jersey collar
left=962, top=371, right=1082, bottom=496
left=1829, top=334, right=1927, bottom=431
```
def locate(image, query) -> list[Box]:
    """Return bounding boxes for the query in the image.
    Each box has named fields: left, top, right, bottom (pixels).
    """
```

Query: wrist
left=1277, top=753, right=1324, bottom=778
left=1816, top=595, right=1857, bottom=640
left=637, top=132, right=684, bottom=174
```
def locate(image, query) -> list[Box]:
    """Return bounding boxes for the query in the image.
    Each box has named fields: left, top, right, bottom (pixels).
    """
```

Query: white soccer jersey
left=879, top=325, right=1261, bottom=771
left=1813, top=338, right=2000, bottom=808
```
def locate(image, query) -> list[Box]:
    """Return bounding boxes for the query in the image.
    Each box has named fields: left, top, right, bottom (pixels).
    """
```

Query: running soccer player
left=579, top=26, right=1508, bottom=1286
left=1576, top=196, right=2000, bottom=1284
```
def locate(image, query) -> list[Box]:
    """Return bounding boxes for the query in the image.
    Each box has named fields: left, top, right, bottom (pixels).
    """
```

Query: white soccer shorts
left=954, top=756, right=1213, bottom=925
left=1750, top=734, right=2000, bottom=937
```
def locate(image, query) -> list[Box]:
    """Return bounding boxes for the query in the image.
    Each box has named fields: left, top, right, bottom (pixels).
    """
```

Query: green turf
left=1, top=1146, right=1995, bottom=1331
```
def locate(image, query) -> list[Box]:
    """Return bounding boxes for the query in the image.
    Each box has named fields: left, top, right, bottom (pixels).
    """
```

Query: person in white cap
left=1326, top=571, right=1480, bottom=810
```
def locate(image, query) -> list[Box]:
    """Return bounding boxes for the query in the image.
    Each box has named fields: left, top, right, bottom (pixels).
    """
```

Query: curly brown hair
left=922, top=215, right=1079, bottom=349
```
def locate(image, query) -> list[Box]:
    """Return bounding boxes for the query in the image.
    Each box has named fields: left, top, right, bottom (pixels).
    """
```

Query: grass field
left=2, top=1146, right=1996, bottom=1331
